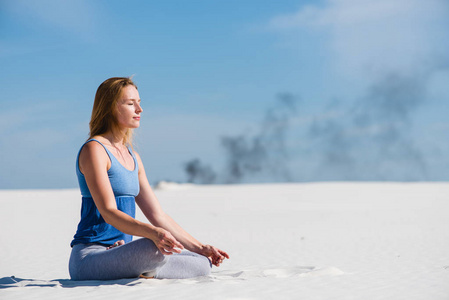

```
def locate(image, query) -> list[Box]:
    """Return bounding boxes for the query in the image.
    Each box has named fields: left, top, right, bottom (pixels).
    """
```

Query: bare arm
left=134, top=152, right=229, bottom=266
left=79, top=141, right=183, bottom=254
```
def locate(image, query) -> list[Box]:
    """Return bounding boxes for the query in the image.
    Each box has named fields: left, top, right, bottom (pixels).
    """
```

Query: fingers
left=158, top=246, right=174, bottom=255
left=164, top=238, right=183, bottom=251
left=157, top=243, right=181, bottom=255
left=163, top=235, right=184, bottom=252
left=174, top=240, right=184, bottom=250
left=156, top=229, right=184, bottom=255
left=218, top=249, right=230, bottom=259
left=213, top=256, right=224, bottom=266
left=106, top=240, right=126, bottom=250
left=208, top=246, right=229, bottom=266
left=208, top=247, right=223, bottom=266
left=162, top=241, right=183, bottom=254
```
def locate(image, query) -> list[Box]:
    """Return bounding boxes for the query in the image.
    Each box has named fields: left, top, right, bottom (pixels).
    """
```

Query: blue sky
left=1, top=0, right=448, bottom=189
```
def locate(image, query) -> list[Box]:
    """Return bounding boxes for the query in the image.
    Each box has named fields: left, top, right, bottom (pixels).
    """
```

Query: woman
left=69, top=77, right=229, bottom=280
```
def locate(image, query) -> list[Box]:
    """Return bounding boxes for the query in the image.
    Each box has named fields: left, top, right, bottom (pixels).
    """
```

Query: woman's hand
left=199, top=245, right=230, bottom=267
left=153, top=227, right=184, bottom=255
left=106, top=239, right=125, bottom=250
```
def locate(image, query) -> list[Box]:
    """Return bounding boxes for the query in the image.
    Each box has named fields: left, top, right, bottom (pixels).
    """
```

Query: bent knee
left=199, top=256, right=212, bottom=276
left=184, top=253, right=212, bottom=277
left=138, top=238, right=167, bottom=264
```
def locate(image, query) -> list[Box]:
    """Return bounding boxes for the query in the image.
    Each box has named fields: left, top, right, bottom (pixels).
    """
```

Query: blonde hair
left=89, top=77, right=137, bottom=145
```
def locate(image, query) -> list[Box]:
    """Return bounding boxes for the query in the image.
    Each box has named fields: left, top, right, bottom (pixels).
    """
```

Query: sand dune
left=0, top=183, right=448, bottom=299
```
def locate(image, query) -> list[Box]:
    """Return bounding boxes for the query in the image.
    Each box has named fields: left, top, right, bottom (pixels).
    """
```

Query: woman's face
left=115, top=85, right=143, bottom=129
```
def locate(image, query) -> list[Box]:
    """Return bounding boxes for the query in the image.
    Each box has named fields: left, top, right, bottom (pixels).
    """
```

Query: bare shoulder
left=80, top=140, right=106, bottom=158
left=79, top=140, right=109, bottom=173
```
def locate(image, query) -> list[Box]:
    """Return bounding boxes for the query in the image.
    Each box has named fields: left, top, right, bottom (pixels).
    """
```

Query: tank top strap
left=75, top=138, right=139, bottom=197
left=85, top=138, right=114, bottom=161
left=76, top=139, right=115, bottom=173
left=126, top=144, right=137, bottom=161
left=83, top=139, right=137, bottom=171
left=76, top=139, right=138, bottom=175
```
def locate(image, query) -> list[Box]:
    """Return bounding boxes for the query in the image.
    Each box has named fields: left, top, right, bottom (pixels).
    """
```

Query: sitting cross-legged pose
left=69, top=77, right=229, bottom=280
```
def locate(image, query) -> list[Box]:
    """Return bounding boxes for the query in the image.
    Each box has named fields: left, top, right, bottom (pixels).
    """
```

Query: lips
left=133, top=116, right=141, bottom=120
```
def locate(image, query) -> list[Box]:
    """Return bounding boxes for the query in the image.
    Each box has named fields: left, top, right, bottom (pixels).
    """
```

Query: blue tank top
left=71, top=139, right=140, bottom=247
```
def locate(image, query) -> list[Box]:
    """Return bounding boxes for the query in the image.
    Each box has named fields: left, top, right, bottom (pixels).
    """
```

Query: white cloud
left=269, top=0, right=449, bottom=79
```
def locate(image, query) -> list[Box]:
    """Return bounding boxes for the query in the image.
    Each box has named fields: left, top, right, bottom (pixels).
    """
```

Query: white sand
left=0, top=182, right=448, bottom=299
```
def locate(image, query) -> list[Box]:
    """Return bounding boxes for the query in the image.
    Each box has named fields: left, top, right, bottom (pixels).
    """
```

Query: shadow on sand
left=0, top=276, right=142, bottom=289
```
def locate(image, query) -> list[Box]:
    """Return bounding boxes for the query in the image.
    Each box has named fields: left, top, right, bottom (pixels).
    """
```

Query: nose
left=136, top=102, right=143, bottom=113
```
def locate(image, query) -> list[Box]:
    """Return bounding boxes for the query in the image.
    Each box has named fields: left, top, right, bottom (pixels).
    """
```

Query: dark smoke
left=183, top=68, right=446, bottom=184
left=220, top=135, right=267, bottom=182
left=309, top=113, right=356, bottom=179
left=309, top=72, right=428, bottom=181
left=221, top=93, right=296, bottom=183
left=184, top=158, right=216, bottom=184
left=184, top=93, right=298, bottom=184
